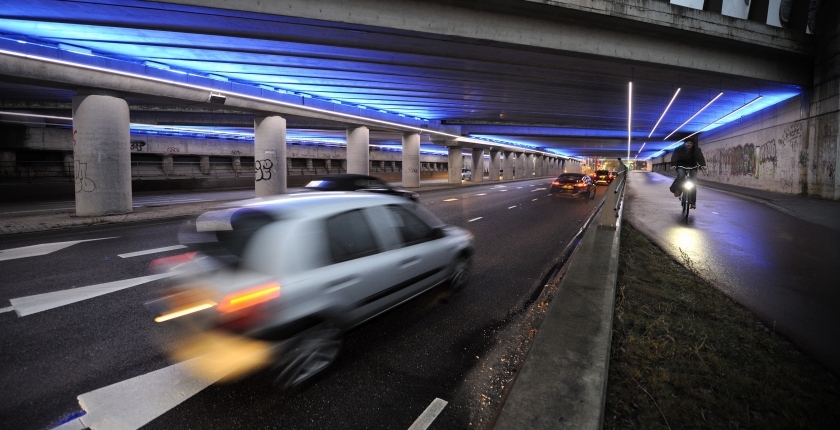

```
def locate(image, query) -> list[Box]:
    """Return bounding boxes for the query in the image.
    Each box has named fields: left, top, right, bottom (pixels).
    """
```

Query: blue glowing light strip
left=681, top=96, right=763, bottom=141
left=649, top=88, right=680, bottom=137
left=628, top=82, right=632, bottom=161
left=0, top=46, right=562, bottom=159
left=664, top=91, right=723, bottom=140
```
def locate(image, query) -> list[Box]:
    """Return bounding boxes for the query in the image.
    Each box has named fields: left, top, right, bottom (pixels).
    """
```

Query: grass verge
left=604, top=223, right=839, bottom=429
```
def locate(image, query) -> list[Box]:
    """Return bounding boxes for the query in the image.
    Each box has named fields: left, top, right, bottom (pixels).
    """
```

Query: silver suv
left=148, top=192, right=474, bottom=389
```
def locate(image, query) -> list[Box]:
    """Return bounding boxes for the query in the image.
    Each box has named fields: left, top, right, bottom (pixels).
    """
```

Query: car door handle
left=325, top=276, right=359, bottom=293
left=399, top=257, right=420, bottom=268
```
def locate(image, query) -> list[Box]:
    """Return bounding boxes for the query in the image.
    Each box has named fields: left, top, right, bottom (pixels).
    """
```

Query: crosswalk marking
left=8, top=272, right=176, bottom=317
left=0, top=237, right=118, bottom=262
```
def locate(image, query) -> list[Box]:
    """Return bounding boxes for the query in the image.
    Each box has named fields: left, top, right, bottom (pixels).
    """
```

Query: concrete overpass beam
left=471, top=148, right=484, bottom=183
left=72, top=91, right=132, bottom=216
left=402, top=132, right=420, bottom=188
left=254, top=115, right=287, bottom=197
left=346, top=125, right=369, bottom=175
left=448, top=146, right=463, bottom=184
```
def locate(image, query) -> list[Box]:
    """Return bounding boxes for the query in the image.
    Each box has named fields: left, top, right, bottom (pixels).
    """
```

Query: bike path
left=624, top=171, right=840, bottom=376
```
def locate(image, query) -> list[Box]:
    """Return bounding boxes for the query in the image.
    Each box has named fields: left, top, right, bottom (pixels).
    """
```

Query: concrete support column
left=232, top=156, right=241, bottom=175
left=254, top=115, right=287, bottom=197
left=515, top=153, right=526, bottom=178
left=489, top=149, right=501, bottom=181
left=402, top=132, right=420, bottom=188
left=346, top=125, right=369, bottom=175
left=325, top=159, right=332, bottom=173
left=306, top=158, right=314, bottom=172
left=471, top=148, right=484, bottom=183
left=448, top=146, right=463, bottom=184
left=199, top=155, right=210, bottom=175
left=341, top=160, right=347, bottom=172
left=503, top=151, right=514, bottom=180
left=72, top=91, right=131, bottom=216
left=162, top=155, right=174, bottom=176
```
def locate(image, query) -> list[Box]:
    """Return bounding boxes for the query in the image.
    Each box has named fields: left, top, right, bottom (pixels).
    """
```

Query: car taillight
left=218, top=282, right=281, bottom=313
left=575, top=182, right=588, bottom=187
left=148, top=252, right=197, bottom=273
left=552, top=180, right=560, bottom=186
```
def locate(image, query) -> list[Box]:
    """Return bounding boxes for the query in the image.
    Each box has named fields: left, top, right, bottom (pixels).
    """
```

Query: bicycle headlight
left=683, top=181, right=694, bottom=190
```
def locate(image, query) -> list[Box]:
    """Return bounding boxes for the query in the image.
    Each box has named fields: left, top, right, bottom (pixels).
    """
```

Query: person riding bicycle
left=669, top=137, right=707, bottom=209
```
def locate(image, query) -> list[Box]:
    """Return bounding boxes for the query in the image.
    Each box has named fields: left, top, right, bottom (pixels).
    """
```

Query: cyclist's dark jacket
left=671, top=143, right=706, bottom=168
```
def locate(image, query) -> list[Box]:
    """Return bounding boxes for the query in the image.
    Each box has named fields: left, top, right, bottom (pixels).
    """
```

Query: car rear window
left=325, top=209, right=381, bottom=263
left=557, top=174, right=583, bottom=181
left=596, top=170, right=608, bottom=175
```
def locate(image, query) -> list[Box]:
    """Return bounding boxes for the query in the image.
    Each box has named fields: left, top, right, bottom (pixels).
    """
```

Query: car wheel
left=273, top=324, right=343, bottom=391
left=447, top=256, right=471, bottom=290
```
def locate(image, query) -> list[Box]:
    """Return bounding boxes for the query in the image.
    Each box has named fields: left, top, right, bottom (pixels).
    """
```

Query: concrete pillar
left=515, top=153, right=526, bottom=178
left=306, top=158, right=314, bottom=172
left=232, top=156, right=241, bottom=175
left=448, top=146, right=463, bottom=184
left=470, top=148, right=484, bottom=183
left=346, top=125, right=369, bottom=175
left=489, top=149, right=501, bottom=181
left=325, top=159, right=332, bottom=173
left=254, top=115, right=287, bottom=197
left=72, top=91, right=131, bottom=216
left=402, top=132, right=420, bottom=188
left=503, top=151, right=514, bottom=180
left=380, top=160, right=386, bottom=171
left=341, top=160, right=347, bottom=172
left=199, top=155, right=210, bottom=175
left=162, top=155, right=174, bottom=176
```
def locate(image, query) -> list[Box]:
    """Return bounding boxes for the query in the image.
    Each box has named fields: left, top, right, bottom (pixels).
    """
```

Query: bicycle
left=673, top=165, right=701, bottom=220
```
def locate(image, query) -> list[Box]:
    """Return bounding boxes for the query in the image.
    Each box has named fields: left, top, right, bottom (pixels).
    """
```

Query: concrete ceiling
left=0, top=0, right=807, bottom=160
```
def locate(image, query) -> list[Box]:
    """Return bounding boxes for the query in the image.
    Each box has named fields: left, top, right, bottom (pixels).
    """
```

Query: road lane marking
left=8, top=273, right=177, bottom=317
left=533, top=187, right=546, bottom=191
left=118, top=245, right=187, bottom=259
left=516, top=187, right=522, bottom=189
left=475, top=193, right=486, bottom=196
left=0, top=306, right=13, bottom=313
left=408, top=398, right=448, bottom=430
left=532, top=199, right=538, bottom=201
left=499, top=190, right=508, bottom=192
left=468, top=217, right=483, bottom=222
left=508, top=206, right=517, bottom=209
left=0, top=237, right=118, bottom=262
left=443, top=198, right=458, bottom=202
left=77, top=356, right=225, bottom=430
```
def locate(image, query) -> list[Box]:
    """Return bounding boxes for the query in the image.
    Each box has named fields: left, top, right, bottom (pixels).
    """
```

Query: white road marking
left=8, top=273, right=176, bottom=317
left=443, top=198, right=458, bottom=202
left=408, top=398, right=448, bottom=430
left=516, top=187, right=523, bottom=189
left=532, top=199, right=538, bottom=201
left=499, top=189, right=508, bottom=192
left=533, top=187, right=546, bottom=191
left=508, top=206, right=517, bottom=209
left=77, top=356, right=224, bottom=430
left=0, top=306, right=14, bottom=313
left=0, top=237, right=118, bottom=262
left=52, top=417, right=86, bottom=430
left=475, top=193, right=486, bottom=196
left=118, top=245, right=187, bottom=259
left=468, top=217, right=483, bottom=222
left=712, top=212, right=720, bottom=215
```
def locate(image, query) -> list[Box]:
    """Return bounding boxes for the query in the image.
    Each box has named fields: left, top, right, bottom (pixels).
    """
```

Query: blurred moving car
left=461, top=168, right=472, bottom=180
left=305, top=174, right=419, bottom=202
left=593, top=170, right=614, bottom=185
left=549, top=173, right=596, bottom=200
left=148, top=193, right=474, bottom=389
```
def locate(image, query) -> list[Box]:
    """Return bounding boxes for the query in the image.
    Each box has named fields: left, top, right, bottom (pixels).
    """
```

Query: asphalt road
left=0, top=179, right=607, bottom=430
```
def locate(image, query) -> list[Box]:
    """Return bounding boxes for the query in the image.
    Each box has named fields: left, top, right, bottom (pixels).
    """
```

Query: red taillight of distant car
left=148, top=252, right=197, bottom=272
left=552, top=180, right=560, bottom=186
left=575, top=181, right=588, bottom=187
left=217, top=282, right=281, bottom=313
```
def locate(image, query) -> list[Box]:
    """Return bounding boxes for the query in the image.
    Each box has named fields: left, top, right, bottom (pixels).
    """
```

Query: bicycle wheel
left=682, top=193, right=690, bottom=219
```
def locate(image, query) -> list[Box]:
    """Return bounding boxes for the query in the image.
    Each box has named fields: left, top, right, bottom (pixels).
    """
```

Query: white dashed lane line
left=475, top=193, right=486, bottom=196
left=443, top=198, right=458, bottom=202
left=508, top=206, right=517, bottom=209
left=532, top=199, right=538, bottom=201
left=408, top=398, right=448, bottom=430
left=118, top=245, right=187, bottom=259
left=0, top=237, right=118, bottom=262
left=468, top=217, right=483, bottom=222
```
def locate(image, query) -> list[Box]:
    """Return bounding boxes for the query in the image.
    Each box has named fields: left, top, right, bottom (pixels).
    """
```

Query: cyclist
left=669, top=137, right=707, bottom=209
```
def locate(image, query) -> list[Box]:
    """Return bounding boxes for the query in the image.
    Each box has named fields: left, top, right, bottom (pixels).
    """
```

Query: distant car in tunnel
left=549, top=173, right=596, bottom=200
left=593, top=170, right=614, bottom=185
left=149, top=193, right=474, bottom=390
left=461, top=168, right=472, bottom=180
left=304, top=174, right=419, bottom=202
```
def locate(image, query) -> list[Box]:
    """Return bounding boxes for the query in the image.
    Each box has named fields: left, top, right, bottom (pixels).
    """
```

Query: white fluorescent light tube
left=0, top=111, right=71, bottom=121
left=637, top=142, right=646, bottom=154
left=628, top=82, right=632, bottom=161
left=681, top=96, right=763, bottom=141
left=649, top=88, right=680, bottom=137
left=664, top=91, right=723, bottom=140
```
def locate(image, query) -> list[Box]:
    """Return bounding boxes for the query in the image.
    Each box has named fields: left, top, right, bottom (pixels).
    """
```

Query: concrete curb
left=493, top=191, right=623, bottom=429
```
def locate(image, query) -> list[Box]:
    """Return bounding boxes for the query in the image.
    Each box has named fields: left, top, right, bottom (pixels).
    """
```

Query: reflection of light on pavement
left=669, top=227, right=701, bottom=252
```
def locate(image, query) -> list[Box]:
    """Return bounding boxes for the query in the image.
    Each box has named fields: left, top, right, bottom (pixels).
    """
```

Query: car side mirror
left=431, top=227, right=445, bottom=240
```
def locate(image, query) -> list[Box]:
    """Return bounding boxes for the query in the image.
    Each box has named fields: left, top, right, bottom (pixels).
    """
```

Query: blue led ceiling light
left=681, top=96, right=763, bottom=141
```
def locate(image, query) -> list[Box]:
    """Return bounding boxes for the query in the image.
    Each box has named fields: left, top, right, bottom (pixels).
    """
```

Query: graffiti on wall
left=130, top=140, right=146, bottom=151
left=74, top=160, right=96, bottom=193
left=255, top=159, right=273, bottom=181
left=811, top=124, right=836, bottom=185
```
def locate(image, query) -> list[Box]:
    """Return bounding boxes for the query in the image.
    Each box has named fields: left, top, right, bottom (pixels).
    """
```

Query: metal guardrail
left=598, top=158, right=628, bottom=229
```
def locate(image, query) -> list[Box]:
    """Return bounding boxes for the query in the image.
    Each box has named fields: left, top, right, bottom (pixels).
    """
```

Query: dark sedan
left=305, top=174, right=420, bottom=201
left=549, top=173, right=596, bottom=200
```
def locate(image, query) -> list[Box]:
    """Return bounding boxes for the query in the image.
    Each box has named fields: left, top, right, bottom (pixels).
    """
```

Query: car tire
left=273, top=323, right=343, bottom=391
left=447, top=256, right=471, bottom=290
